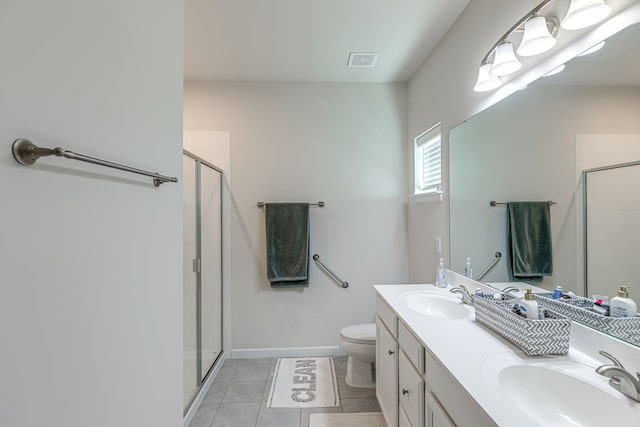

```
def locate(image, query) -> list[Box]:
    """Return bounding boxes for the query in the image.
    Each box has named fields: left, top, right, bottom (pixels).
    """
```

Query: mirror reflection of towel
left=507, top=202, right=553, bottom=282
left=265, top=203, right=310, bottom=288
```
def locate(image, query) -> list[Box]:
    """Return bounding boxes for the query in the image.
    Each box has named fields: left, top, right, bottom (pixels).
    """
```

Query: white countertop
left=373, top=279, right=640, bottom=427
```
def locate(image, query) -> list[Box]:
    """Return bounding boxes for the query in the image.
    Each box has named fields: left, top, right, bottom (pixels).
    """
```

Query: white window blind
left=415, top=124, right=442, bottom=194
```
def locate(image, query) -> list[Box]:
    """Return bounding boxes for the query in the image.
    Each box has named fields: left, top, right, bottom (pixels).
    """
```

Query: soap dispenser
left=464, top=258, right=473, bottom=279
left=610, top=286, right=638, bottom=318
left=519, top=289, right=539, bottom=320
left=436, top=258, right=447, bottom=288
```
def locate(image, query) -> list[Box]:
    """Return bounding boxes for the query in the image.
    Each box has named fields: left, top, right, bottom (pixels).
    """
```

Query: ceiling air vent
left=347, top=52, right=378, bottom=68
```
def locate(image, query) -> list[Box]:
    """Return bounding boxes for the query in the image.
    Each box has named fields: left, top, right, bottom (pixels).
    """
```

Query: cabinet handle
left=402, top=388, right=409, bottom=395
left=388, top=349, right=395, bottom=355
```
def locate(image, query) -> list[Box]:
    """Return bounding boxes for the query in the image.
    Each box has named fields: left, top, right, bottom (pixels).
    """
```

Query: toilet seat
left=340, top=323, right=376, bottom=345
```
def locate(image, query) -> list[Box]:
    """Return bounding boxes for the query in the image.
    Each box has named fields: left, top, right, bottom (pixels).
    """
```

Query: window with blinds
left=414, top=123, right=442, bottom=194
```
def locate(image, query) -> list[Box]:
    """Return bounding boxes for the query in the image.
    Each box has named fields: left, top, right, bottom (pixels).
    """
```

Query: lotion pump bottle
left=610, top=286, right=637, bottom=318
left=436, top=258, right=447, bottom=288
left=519, top=289, right=539, bottom=320
left=464, top=258, right=473, bottom=279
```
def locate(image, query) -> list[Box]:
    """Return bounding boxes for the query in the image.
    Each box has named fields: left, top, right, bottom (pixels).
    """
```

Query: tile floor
left=188, top=356, right=381, bottom=427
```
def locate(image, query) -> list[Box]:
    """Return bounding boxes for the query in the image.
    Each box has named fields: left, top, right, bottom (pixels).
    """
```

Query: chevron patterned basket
left=472, top=294, right=571, bottom=356
left=533, top=293, right=640, bottom=346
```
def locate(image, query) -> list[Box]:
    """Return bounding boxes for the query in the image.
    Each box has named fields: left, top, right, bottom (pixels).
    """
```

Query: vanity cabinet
left=399, top=350, right=424, bottom=426
left=424, top=352, right=496, bottom=427
left=425, top=392, right=454, bottom=427
left=376, top=316, right=398, bottom=427
left=375, top=296, right=496, bottom=427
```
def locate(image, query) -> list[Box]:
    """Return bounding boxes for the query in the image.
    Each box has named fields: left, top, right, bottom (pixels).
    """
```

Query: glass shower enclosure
left=183, top=151, right=223, bottom=411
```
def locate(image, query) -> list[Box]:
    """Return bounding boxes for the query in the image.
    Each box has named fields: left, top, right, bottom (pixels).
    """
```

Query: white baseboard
left=231, top=346, right=346, bottom=359
left=183, top=351, right=229, bottom=427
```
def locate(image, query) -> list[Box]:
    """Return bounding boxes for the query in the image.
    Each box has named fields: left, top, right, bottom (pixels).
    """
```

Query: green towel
left=507, top=202, right=553, bottom=282
left=265, top=203, right=310, bottom=288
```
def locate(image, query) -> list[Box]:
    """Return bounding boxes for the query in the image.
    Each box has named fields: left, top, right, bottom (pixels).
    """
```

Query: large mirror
left=449, top=21, right=640, bottom=345
left=585, top=160, right=640, bottom=297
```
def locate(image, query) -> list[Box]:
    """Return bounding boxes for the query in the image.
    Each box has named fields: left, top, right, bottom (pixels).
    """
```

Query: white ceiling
left=184, top=0, right=471, bottom=82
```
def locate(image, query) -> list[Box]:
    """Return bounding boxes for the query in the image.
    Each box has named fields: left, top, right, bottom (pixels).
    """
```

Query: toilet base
left=345, top=356, right=376, bottom=389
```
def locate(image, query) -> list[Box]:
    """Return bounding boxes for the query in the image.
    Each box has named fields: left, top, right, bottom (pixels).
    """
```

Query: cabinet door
left=399, top=350, right=424, bottom=427
left=426, top=391, right=454, bottom=427
left=377, top=318, right=398, bottom=427
left=399, top=405, right=413, bottom=427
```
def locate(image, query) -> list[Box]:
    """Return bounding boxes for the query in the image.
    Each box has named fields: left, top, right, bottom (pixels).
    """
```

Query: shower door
left=199, top=162, right=222, bottom=379
left=183, top=152, right=223, bottom=411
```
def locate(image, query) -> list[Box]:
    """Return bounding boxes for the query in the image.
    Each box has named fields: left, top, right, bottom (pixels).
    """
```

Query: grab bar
left=11, top=138, right=178, bottom=187
left=312, top=254, right=348, bottom=288
left=477, top=252, right=502, bottom=281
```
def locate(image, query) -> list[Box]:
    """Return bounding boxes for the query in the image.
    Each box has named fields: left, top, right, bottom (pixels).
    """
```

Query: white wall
left=407, top=0, right=542, bottom=283
left=0, top=2, right=183, bottom=426
left=184, top=82, right=408, bottom=352
left=449, top=86, right=640, bottom=292
left=407, top=0, right=640, bottom=282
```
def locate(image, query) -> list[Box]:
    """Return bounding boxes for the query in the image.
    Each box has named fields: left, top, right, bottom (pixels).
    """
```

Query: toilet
left=339, top=323, right=376, bottom=389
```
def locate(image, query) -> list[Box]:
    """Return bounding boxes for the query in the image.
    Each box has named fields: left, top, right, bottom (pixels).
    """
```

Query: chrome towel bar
left=11, top=138, right=178, bottom=187
left=257, top=201, right=324, bottom=208
left=490, top=200, right=556, bottom=206
left=313, top=254, right=348, bottom=288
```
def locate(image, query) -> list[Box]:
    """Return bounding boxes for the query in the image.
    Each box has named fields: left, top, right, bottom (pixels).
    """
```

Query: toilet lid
left=340, top=323, right=376, bottom=344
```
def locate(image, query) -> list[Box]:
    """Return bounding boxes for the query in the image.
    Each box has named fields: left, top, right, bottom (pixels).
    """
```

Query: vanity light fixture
left=577, top=40, right=605, bottom=56
left=473, top=0, right=613, bottom=93
left=561, top=0, right=612, bottom=30
left=490, top=42, right=522, bottom=76
left=517, top=15, right=558, bottom=56
left=474, top=63, right=503, bottom=92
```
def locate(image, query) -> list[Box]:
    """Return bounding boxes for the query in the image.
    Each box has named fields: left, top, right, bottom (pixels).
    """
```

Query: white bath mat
left=309, top=412, right=386, bottom=427
left=267, top=357, right=339, bottom=408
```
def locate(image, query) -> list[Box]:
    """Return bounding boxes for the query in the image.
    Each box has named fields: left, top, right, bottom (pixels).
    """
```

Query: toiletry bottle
left=519, top=289, right=539, bottom=320
left=551, top=286, right=563, bottom=299
left=610, top=286, right=638, bottom=318
left=464, top=257, right=473, bottom=279
left=436, top=258, right=447, bottom=288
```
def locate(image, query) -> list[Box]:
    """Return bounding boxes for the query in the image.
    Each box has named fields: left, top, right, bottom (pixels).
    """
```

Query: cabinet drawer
left=398, top=321, right=424, bottom=374
left=399, top=350, right=424, bottom=427
left=425, top=351, right=496, bottom=427
left=377, top=296, right=397, bottom=337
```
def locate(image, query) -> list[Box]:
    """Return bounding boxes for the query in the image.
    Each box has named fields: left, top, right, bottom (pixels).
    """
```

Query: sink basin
left=400, top=291, right=473, bottom=319
left=482, top=353, right=640, bottom=426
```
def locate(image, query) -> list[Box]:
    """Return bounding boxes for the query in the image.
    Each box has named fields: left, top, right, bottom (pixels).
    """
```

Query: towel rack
left=257, top=201, right=325, bottom=208
left=11, top=138, right=178, bottom=187
left=312, top=254, right=348, bottom=288
left=476, top=252, right=502, bottom=281
left=490, top=200, right=556, bottom=206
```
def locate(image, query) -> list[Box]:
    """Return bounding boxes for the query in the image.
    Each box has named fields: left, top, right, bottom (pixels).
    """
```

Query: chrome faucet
left=450, top=285, right=473, bottom=305
left=502, top=286, right=520, bottom=294
left=595, top=350, right=640, bottom=402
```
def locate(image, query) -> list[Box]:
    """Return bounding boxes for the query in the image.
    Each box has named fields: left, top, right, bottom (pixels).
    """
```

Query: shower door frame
left=183, top=149, right=224, bottom=413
